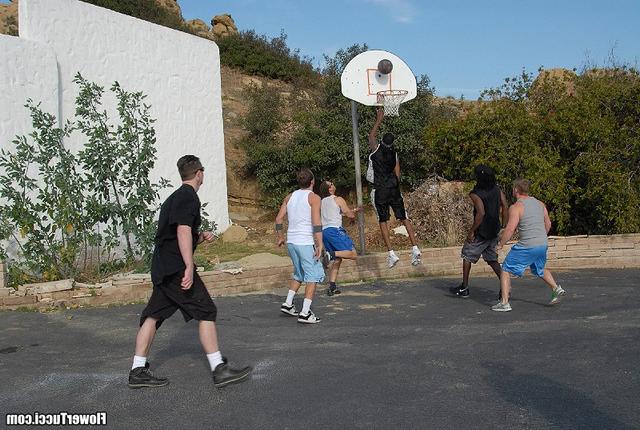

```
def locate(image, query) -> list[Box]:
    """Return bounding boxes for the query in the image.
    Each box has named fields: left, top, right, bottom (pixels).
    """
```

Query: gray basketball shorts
left=461, top=237, right=499, bottom=264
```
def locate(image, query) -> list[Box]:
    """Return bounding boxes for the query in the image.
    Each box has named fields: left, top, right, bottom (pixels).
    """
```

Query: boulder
left=222, top=225, right=248, bottom=243
left=187, top=18, right=210, bottom=35
left=154, top=0, right=183, bottom=20
left=211, top=14, right=238, bottom=38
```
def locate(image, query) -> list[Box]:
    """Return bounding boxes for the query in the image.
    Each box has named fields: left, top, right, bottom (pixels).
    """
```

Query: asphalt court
left=1, top=268, right=639, bottom=429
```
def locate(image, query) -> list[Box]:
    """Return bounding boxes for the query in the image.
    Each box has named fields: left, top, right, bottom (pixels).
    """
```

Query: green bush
left=217, top=30, right=317, bottom=85
left=424, top=66, right=640, bottom=235
left=0, top=74, right=171, bottom=284
left=242, top=44, right=457, bottom=207
left=81, top=0, right=192, bottom=34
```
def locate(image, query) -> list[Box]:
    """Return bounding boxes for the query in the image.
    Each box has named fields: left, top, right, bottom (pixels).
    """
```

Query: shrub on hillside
left=81, top=0, right=192, bottom=34
left=241, top=44, right=457, bottom=207
left=424, top=66, right=640, bottom=235
left=217, top=30, right=317, bottom=84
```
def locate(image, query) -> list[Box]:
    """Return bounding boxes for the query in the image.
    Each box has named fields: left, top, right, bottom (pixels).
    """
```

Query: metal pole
left=351, top=100, right=366, bottom=255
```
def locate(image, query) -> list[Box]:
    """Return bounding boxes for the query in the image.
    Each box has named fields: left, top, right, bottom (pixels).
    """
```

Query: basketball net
left=376, top=90, right=408, bottom=116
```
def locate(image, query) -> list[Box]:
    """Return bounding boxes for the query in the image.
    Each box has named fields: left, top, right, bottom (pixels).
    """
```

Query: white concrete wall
left=0, top=34, right=60, bottom=152
left=4, top=0, right=229, bottom=232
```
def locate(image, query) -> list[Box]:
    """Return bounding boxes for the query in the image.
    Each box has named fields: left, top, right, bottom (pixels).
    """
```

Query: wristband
left=313, top=225, right=323, bottom=233
left=275, top=223, right=283, bottom=231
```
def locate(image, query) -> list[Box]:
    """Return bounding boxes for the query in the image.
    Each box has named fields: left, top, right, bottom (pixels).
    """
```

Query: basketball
left=377, top=59, right=393, bottom=75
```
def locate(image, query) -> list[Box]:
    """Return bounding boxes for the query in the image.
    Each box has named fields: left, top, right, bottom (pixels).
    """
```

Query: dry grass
left=404, top=176, right=473, bottom=247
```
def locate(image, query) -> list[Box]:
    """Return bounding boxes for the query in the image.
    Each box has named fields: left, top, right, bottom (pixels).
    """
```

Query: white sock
left=301, top=298, right=312, bottom=315
left=207, top=351, right=224, bottom=370
left=412, top=245, right=420, bottom=253
left=389, top=250, right=396, bottom=257
left=132, top=355, right=147, bottom=370
left=285, top=290, right=296, bottom=306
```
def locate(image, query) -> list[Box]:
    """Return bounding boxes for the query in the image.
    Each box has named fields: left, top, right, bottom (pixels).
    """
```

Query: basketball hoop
left=377, top=90, right=408, bottom=116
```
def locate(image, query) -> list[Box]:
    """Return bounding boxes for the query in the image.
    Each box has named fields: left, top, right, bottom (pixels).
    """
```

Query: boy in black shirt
left=368, top=109, right=422, bottom=268
left=128, top=155, right=251, bottom=389
left=450, top=164, right=509, bottom=298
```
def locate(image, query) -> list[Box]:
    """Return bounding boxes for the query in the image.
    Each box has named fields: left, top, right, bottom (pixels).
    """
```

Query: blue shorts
left=502, top=244, right=548, bottom=277
left=323, top=227, right=355, bottom=253
left=287, top=243, right=325, bottom=283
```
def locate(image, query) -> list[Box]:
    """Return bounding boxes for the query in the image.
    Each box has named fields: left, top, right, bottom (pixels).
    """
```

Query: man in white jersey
left=275, top=168, right=324, bottom=324
left=492, top=179, right=566, bottom=312
left=368, top=109, right=422, bottom=268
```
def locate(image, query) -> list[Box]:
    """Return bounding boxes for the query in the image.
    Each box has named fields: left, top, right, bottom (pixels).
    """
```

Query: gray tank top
left=517, top=197, right=548, bottom=247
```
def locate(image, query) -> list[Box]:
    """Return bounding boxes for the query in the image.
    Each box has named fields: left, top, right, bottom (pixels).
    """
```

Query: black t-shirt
left=369, top=143, right=399, bottom=189
left=471, top=184, right=502, bottom=240
left=151, top=184, right=201, bottom=285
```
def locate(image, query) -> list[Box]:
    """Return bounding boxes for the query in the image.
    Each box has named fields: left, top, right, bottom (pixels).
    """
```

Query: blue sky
left=181, top=0, right=639, bottom=99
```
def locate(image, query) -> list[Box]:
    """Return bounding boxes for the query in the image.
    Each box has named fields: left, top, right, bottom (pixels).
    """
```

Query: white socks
left=132, top=355, right=147, bottom=370
left=412, top=245, right=420, bottom=252
left=389, top=250, right=397, bottom=256
left=285, top=290, right=296, bottom=306
left=301, top=298, right=312, bottom=315
left=207, top=351, right=224, bottom=370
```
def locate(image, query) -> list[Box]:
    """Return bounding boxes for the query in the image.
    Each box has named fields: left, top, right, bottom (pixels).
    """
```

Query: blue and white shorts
left=287, top=243, right=325, bottom=283
left=502, top=244, right=548, bottom=277
left=322, top=227, right=355, bottom=253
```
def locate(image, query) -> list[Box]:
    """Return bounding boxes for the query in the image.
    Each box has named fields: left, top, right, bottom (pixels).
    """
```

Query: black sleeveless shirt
left=471, top=185, right=501, bottom=240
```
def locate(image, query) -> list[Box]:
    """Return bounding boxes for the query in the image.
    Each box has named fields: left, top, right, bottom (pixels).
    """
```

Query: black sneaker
left=327, top=285, right=342, bottom=296
left=128, top=366, right=169, bottom=389
left=212, top=358, right=252, bottom=388
left=450, top=284, right=469, bottom=298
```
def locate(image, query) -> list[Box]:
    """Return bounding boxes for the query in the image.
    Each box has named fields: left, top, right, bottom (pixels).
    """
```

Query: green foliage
left=217, top=30, right=317, bottom=85
left=0, top=104, right=88, bottom=280
left=242, top=44, right=457, bottom=207
left=73, top=73, right=170, bottom=263
left=0, top=75, right=171, bottom=285
left=424, top=66, right=640, bottom=235
left=81, top=0, right=192, bottom=34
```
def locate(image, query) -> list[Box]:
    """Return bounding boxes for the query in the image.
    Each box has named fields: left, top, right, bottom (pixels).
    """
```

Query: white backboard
left=341, top=50, right=417, bottom=106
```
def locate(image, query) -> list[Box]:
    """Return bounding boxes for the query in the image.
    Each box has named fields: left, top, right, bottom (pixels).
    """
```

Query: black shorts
left=140, top=271, right=217, bottom=329
left=371, top=187, right=407, bottom=223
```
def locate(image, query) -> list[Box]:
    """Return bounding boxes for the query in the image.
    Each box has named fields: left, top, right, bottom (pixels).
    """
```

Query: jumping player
left=368, top=108, right=421, bottom=268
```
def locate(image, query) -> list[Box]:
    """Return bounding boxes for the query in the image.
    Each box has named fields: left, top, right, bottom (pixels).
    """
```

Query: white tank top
left=321, top=196, right=342, bottom=229
left=286, top=189, right=314, bottom=245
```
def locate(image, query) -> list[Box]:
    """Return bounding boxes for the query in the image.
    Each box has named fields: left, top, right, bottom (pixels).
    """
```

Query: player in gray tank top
left=517, top=197, right=548, bottom=248
left=492, top=179, right=567, bottom=312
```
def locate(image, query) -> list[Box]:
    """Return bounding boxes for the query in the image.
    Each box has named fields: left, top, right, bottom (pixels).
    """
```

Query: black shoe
left=327, top=285, right=342, bottom=296
left=450, top=284, right=469, bottom=298
left=128, top=366, right=169, bottom=389
left=212, top=358, right=252, bottom=388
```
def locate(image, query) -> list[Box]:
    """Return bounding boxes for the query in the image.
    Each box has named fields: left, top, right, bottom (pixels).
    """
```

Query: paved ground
left=1, top=268, right=639, bottom=429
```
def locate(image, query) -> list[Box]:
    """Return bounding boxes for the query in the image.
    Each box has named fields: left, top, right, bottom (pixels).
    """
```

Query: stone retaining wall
left=1, top=234, right=639, bottom=310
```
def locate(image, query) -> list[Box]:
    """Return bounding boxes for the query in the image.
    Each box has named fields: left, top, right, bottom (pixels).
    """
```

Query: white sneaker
left=549, top=285, right=566, bottom=305
left=411, top=248, right=422, bottom=266
left=297, top=311, right=321, bottom=324
left=280, top=303, right=299, bottom=316
left=491, top=302, right=512, bottom=312
left=387, top=253, right=400, bottom=268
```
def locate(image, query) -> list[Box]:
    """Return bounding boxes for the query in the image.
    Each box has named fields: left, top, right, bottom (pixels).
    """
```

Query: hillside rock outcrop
left=0, top=0, right=18, bottom=36
left=212, top=14, right=238, bottom=38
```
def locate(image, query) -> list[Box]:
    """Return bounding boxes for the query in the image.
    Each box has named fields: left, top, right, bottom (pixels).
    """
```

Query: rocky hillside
left=0, top=0, right=18, bottom=36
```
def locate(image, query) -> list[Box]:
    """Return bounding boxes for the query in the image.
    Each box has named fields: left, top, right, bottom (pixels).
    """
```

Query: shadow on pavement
left=481, top=361, right=633, bottom=430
